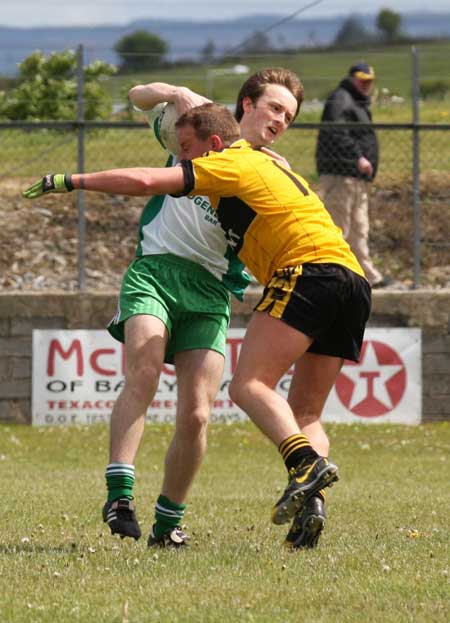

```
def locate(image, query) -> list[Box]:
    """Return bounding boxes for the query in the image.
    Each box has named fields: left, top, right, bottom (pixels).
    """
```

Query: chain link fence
left=1, top=45, right=449, bottom=290
left=2, top=121, right=448, bottom=291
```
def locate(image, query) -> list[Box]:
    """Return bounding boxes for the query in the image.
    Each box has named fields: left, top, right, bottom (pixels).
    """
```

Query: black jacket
left=316, top=78, right=378, bottom=181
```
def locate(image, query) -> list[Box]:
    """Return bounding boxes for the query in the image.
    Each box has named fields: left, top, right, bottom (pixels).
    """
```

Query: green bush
left=420, top=78, right=450, bottom=99
left=0, top=50, right=117, bottom=121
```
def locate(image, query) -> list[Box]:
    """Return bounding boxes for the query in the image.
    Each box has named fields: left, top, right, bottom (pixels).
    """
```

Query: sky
left=2, top=0, right=450, bottom=28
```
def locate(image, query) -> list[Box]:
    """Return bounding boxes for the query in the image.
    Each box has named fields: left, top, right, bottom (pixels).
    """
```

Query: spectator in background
left=316, top=62, right=391, bottom=288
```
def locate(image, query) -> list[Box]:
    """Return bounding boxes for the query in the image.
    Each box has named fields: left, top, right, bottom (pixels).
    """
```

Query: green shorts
left=108, top=254, right=231, bottom=363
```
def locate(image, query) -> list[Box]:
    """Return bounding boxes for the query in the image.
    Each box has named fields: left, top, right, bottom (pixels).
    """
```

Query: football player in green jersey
left=26, top=69, right=334, bottom=550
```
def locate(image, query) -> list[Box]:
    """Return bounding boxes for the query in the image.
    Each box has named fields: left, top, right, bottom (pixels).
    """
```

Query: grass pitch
left=1, top=422, right=449, bottom=622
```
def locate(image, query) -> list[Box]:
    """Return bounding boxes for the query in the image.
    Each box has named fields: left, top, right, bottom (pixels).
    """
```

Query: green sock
left=105, top=463, right=135, bottom=502
left=153, top=494, right=186, bottom=538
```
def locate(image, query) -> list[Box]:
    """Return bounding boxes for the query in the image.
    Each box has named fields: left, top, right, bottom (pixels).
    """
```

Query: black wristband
left=64, top=173, right=74, bottom=191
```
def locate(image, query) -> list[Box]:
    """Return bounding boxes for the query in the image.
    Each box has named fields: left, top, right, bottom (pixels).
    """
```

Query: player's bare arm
left=129, top=83, right=211, bottom=116
left=22, top=166, right=185, bottom=199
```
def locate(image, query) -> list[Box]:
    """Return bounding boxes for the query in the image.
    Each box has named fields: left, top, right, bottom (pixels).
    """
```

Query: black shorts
left=254, top=263, right=371, bottom=362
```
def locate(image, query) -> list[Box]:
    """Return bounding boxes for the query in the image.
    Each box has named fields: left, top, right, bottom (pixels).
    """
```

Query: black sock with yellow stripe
left=279, top=434, right=319, bottom=472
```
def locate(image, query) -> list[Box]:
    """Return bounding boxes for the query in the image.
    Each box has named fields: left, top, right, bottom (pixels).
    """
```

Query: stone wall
left=0, top=290, right=449, bottom=424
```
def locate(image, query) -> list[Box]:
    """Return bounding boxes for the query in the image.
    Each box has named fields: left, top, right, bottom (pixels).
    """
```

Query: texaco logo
left=335, top=340, right=407, bottom=417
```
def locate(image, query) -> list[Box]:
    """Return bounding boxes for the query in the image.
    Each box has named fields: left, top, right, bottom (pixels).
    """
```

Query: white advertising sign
left=32, top=328, right=421, bottom=426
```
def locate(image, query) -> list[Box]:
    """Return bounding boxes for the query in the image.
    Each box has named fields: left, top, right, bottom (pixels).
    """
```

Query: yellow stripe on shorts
left=256, top=266, right=302, bottom=319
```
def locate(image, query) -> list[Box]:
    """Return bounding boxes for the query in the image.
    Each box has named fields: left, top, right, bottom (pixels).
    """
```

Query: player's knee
left=190, top=408, right=210, bottom=433
left=124, top=362, right=160, bottom=405
left=177, top=407, right=210, bottom=440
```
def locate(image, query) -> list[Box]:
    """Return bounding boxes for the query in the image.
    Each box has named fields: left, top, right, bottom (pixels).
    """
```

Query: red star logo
left=335, top=340, right=407, bottom=417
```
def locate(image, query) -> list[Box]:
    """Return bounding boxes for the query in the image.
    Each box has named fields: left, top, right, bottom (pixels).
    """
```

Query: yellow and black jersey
left=179, top=139, right=365, bottom=286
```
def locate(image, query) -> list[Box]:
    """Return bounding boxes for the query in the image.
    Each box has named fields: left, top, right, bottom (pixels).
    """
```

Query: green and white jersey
left=135, top=107, right=251, bottom=301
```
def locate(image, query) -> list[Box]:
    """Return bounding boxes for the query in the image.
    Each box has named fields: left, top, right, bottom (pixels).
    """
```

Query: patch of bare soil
left=1, top=178, right=449, bottom=291
left=370, top=175, right=450, bottom=288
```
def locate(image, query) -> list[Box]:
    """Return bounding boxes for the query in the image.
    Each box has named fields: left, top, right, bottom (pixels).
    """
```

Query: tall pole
left=412, top=47, right=421, bottom=289
left=76, top=44, right=86, bottom=290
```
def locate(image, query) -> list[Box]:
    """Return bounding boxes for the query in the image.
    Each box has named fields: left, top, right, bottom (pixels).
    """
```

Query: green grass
left=107, top=41, right=450, bottom=105
left=1, top=422, right=449, bottom=622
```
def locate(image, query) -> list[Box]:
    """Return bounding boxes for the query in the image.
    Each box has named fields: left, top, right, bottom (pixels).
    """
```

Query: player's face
left=353, top=78, right=374, bottom=97
left=176, top=125, right=216, bottom=160
left=240, top=84, right=298, bottom=147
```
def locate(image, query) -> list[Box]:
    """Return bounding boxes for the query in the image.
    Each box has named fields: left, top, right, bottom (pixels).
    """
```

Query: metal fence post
left=412, top=46, right=421, bottom=289
left=77, top=44, right=86, bottom=290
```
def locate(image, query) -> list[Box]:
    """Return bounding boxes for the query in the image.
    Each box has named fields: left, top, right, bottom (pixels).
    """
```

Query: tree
left=0, top=50, right=116, bottom=121
left=334, top=16, right=371, bottom=47
left=201, top=39, right=216, bottom=64
left=376, top=9, right=402, bottom=42
left=115, top=30, right=168, bottom=73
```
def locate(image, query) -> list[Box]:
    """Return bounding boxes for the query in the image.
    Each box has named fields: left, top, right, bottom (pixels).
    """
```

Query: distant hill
left=1, top=12, right=450, bottom=76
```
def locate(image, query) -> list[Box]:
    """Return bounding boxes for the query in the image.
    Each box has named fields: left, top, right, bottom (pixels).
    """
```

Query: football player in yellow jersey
left=24, top=91, right=371, bottom=549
